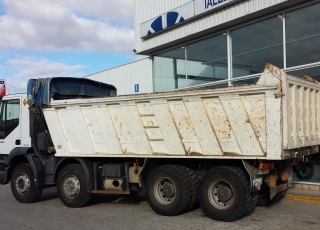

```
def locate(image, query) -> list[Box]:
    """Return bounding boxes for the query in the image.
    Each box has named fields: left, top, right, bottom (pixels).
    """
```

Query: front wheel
left=57, top=164, right=92, bottom=208
left=10, top=164, right=43, bottom=203
left=198, top=166, right=251, bottom=222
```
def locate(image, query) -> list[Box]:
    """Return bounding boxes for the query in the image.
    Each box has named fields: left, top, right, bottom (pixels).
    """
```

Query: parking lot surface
left=0, top=185, right=319, bottom=230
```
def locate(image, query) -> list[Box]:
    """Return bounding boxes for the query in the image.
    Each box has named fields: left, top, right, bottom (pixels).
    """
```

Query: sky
left=0, top=0, right=139, bottom=94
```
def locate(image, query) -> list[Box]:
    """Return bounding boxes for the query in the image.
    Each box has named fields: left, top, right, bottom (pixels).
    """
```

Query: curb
left=284, top=194, right=320, bottom=204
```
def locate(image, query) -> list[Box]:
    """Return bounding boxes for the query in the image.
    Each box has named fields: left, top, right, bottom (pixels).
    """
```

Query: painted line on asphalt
left=284, top=194, right=320, bottom=204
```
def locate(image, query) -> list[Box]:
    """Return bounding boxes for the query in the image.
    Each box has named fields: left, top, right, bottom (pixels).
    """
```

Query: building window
left=153, top=47, right=186, bottom=92
left=286, top=3, right=320, bottom=68
left=186, top=34, right=228, bottom=87
left=231, top=16, right=283, bottom=84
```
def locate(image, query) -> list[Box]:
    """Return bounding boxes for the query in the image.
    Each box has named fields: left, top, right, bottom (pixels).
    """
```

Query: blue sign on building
left=140, top=0, right=242, bottom=38
left=135, top=84, right=139, bottom=93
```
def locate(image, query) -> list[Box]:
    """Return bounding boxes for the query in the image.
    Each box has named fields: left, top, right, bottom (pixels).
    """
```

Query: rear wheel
left=10, top=164, right=42, bottom=203
left=296, top=162, right=314, bottom=181
left=57, top=164, right=92, bottom=208
left=145, top=165, right=192, bottom=216
left=244, top=192, right=258, bottom=216
left=198, top=166, right=251, bottom=222
left=183, top=166, right=200, bottom=211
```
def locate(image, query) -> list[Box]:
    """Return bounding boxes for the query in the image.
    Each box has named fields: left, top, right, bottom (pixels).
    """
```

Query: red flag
left=0, top=80, right=5, bottom=96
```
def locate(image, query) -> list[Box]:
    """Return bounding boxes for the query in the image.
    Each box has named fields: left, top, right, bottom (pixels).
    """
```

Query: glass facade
left=153, top=2, right=320, bottom=91
left=231, top=16, right=283, bottom=83
left=286, top=3, right=320, bottom=68
left=154, top=47, right=185, bottom=92
left=186, top=34, right=228, bottom=87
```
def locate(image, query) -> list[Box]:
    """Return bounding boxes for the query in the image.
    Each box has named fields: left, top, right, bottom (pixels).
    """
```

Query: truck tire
left=296, top=162, right=314, bottom=181
left=145, top=165, right=193, bottom=216
left=57, top=164, right=92, bottom=208
left=244, top=192, right=258, bottom=216
left=10, top=163, right=43, bottom=203
left=182, top=166, right=200, bottom=211
left=198, top=166, right=251, bottom=222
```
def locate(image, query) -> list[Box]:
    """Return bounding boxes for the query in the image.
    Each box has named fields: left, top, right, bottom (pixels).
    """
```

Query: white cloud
left=3, top=79, right=27, bottom=94
left=10, top=57, right=84, bottom=79
left=3, top=57, right=86, bottom=94
left=0, top=0, right=134, bottom=54
left=64, top=0, right=133, bottom=26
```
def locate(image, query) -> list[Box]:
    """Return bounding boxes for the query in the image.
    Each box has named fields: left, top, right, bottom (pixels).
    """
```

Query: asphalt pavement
left=0, top=185, right=320, bottom=230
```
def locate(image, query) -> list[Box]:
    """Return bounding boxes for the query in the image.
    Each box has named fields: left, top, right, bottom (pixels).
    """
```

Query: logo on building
left=140, top=2, right=193, bottom=38
left=0, top=80, right=5, bottom=97
left=147, top=16, right=163, bottom=36
left=140, top=0, right=242, bottom=38
left=146, top=12, right=186, bottom=36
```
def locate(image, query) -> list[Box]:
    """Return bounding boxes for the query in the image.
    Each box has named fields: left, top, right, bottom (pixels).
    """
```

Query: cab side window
left=0, top=99, right=20, bottom=139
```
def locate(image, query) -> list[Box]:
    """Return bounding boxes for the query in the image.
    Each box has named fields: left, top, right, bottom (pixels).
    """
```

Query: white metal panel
left=184, top=98, right=223, bottom=156
left=120, top=102, right=153, bottom=155
left=42, top=108, right=69, bottom=154
left=46, top=64, right=320, bottom=160
left=108, top=104, right=137, bottom=154
left=151, top=100, right=187, bottom=155
left=265, top=90, right=282, bottom=159
left=257, top=63, right=320, bottom=153
left=134, top=0, right=289, bottom=53
left=219, top=94, right=265, bottom=156
left=240, top=94, right=267, bottom=153
left=168, top=100, right=203, bottom=155
left=67, top=107, right=95, bottom=154
left=85, top=58, right=153, bottom=95
left=202, top=97, right=241, bottom=154
left=57, top=109, right=81, bottom=153
left=81, top=106, right=123, bottom=155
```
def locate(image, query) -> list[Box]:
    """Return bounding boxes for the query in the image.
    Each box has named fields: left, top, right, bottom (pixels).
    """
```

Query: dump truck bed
left=43, top=64, right=320, bottom=160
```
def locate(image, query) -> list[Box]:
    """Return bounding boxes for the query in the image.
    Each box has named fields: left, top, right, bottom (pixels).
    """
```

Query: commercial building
left=135, top=0, right=320, bottom=92
left=86, top=58, right=152, bottom=95
left=89, top=0, right=320, bottom=93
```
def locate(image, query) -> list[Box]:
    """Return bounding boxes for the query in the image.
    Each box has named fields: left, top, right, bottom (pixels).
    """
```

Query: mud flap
left=264, top=165, right=290, bottom=200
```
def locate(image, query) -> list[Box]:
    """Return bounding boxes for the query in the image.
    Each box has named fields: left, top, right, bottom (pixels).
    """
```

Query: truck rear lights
left=259, top=162, right=274, bottom=171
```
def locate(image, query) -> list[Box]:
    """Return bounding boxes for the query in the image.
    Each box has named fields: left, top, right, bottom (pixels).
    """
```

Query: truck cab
left=0, top=94, right=30, bottom=160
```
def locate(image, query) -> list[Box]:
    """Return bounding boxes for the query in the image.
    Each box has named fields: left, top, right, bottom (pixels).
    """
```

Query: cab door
left=0, top=98, right=21, bottom=155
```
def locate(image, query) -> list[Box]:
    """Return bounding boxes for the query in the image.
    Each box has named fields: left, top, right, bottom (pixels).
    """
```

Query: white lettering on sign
left=205, top=0, right=228, bottom=9
left=194, top=0, right=241, bottom=16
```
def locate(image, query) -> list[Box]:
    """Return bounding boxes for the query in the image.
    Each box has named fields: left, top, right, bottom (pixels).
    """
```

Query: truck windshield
left=0, top=99, right=20, bottom=139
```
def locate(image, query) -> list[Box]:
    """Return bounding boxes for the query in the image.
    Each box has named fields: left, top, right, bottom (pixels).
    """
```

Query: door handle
left=15, top=139, right=21, bottom=145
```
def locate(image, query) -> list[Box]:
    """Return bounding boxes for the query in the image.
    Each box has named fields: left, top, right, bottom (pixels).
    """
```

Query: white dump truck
left=0, top=64, right=319, bottom=222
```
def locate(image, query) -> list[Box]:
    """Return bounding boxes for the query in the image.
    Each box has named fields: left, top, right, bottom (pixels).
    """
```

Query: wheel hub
left=154, top=177, right=176, bottom=204
left=208, top=180, right=234, bottom=209
left=162, top=183, right=175, bottom=197
left=64, top=175, right=80, bottom=197
left=217, top=185, right=233, bottom=203
left=300, top=166, right=310, bottom=176
left=15, top=174, right=30, bottom=195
